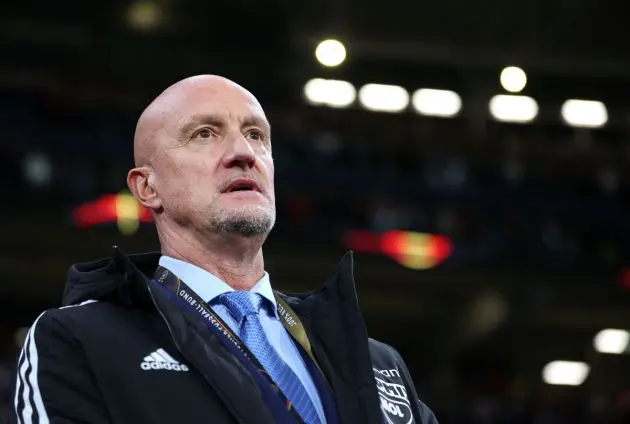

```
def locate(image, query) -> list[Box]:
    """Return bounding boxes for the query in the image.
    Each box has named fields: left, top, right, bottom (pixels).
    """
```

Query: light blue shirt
left=159, top=256, right=326, bottom=423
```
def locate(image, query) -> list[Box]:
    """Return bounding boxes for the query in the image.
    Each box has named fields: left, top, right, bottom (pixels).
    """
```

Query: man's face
left=152, top=81, right=275, bottom=237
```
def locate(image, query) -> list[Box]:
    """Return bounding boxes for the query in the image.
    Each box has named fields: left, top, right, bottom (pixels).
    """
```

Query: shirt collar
left=158, top=256, right=277, bottom=317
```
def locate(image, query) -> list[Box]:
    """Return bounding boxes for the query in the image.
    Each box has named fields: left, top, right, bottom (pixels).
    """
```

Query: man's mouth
left=223, top=178, right=262, bottom=193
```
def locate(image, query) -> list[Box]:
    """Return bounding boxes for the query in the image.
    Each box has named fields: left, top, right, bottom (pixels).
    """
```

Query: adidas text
left=141, top=348, right=189, bottom=372
left=141, top=361, right=189, bottom=372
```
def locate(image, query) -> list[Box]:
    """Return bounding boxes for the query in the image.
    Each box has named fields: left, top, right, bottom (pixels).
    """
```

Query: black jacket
left=9, top=248, right=438, bottom=424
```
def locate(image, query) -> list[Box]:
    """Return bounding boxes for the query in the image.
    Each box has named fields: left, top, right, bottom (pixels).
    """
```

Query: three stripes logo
left=141, top=348, right=189, bottom=372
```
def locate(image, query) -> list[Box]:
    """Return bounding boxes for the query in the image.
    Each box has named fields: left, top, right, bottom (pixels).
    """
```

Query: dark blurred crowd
left=432, top=389, right=630, bottom=423
left=1, top=86, right=629, bottom=270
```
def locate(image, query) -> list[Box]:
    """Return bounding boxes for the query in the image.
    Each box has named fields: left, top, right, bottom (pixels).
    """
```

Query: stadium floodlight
left=542, top=360, right=590, bottom=386
left=594, top=329, right=630, bottom=354
left=489, top=94, right=538, bottom=123
left=500, top=66, right=527, bottom=93
left=411, top=89, right=462, bottom=117
left=126, top=1, right=163, bottom=31
left=561, top=99, right=608, bottom=128
left=315, top=39, right=347, bottom=67
left=358, top=84, right=409, bottom=113
left=303, top=78, right=355, bottom=108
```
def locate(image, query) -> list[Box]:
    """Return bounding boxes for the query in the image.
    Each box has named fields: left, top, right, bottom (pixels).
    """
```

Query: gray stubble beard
left=211, top=202, right=276, bottom=237
left=214, top=214, right=275, bottom=237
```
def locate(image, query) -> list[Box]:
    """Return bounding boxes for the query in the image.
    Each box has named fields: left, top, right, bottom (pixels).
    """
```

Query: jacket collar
left=279, top=252, right=383, bottom=424
left=65, top=246, right=382, bottom=423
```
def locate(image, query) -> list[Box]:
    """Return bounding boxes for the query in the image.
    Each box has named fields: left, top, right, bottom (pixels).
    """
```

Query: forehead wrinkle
left=134, top=75, right=269, bottom=165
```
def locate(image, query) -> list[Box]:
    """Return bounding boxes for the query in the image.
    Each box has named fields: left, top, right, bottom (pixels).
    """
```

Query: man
left=9, top=75, right=438, bottom=424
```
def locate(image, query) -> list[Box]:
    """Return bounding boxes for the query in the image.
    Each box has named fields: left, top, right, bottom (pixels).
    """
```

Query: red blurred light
left=344, top=229, right=452, bottom=270
left=73, top=195, right=118, bottom=227
left=344, top=230, right=382, bottom=254
left=381, top=231, right=406, bottom=256
left=429, top=235, right=452, bottom=261
left=72, top=193, right=153, bottom=227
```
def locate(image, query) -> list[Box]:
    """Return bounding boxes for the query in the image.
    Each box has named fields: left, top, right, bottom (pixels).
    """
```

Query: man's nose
left=221, top=133, right=256, bottom=169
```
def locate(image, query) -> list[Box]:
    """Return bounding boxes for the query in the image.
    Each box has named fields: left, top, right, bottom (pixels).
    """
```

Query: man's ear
left=127, top=167, right=162, bottom=211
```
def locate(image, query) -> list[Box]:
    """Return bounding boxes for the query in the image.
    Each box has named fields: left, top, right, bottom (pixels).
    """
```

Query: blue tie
left=218, top=291, right=321, bottom=424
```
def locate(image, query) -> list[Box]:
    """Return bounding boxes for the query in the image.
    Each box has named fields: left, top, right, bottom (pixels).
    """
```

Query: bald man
left=9, top=76, right=438, bottom=424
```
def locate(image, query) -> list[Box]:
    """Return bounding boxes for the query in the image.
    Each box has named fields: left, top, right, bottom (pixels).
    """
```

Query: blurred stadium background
left=2, top=0, right=630, bottom=422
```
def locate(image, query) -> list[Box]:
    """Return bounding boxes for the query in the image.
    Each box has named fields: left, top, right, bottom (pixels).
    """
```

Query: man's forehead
left=169, top=85, right=267, bottom=125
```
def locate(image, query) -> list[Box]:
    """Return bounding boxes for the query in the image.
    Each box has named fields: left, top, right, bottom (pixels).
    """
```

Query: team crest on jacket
left=373, top=367, right=414, bottom=424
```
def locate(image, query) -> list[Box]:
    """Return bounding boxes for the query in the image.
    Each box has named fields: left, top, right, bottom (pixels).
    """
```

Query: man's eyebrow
left=178, top=113, right=271, bottom=135
left=242, top=116, right=271, bottom=135
left=177, top=113, right=225, bottom=134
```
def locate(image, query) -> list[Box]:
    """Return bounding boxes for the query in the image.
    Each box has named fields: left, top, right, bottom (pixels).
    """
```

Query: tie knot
left=218, top=291, right=265, bottom=322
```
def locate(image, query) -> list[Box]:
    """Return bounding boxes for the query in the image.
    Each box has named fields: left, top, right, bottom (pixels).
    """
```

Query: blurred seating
left=1, top=88, right=629, bottom=271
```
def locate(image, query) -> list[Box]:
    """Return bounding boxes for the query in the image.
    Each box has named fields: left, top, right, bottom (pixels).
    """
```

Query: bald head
left=133, top=75, right=262, bottom=167
left=127, top=73, right=275, bottom=242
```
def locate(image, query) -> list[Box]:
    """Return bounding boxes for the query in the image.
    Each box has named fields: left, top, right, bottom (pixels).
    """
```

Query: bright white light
left=315, top=39, right=347, bottom=67
left=303, top=78, right=355, bottom=108
left=542, top=361, right=590, bottom=386
left=358, top=84, right=409, bottom=113
left=412, top=89, right=462, bottom=117
left=500, top=66, right=527, bottom=93
left=489, top=94, right=538, bottom=123
left=561, top=99, right=608, bottom=128
left=594, top=329, right=630, bottom=354
left=22, top=152, right=52, bottom=187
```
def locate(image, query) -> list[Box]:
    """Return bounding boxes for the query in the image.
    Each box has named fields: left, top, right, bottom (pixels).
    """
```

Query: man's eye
left=246, top=130, right=264, bottom=141
left=196, top=128, right=212, bottom=139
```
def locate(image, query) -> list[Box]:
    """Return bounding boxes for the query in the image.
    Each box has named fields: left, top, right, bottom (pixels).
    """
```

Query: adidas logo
left=141, top=348, right=189, bottom=372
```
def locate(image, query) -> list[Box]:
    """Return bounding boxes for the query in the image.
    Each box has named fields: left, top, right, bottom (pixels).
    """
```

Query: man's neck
left=158, top=224, right=266, bottom=291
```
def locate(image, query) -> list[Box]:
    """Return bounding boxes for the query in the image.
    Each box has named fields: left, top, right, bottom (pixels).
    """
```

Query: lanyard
left=154, top=266, right=322, bottom=373
left=154, top=266, right=320, bottom=369
left=153, top=266, right=327, bottom=398
left=149, top=278, right=303, bottom=424
left=153, top=266, right=309, bottom=423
